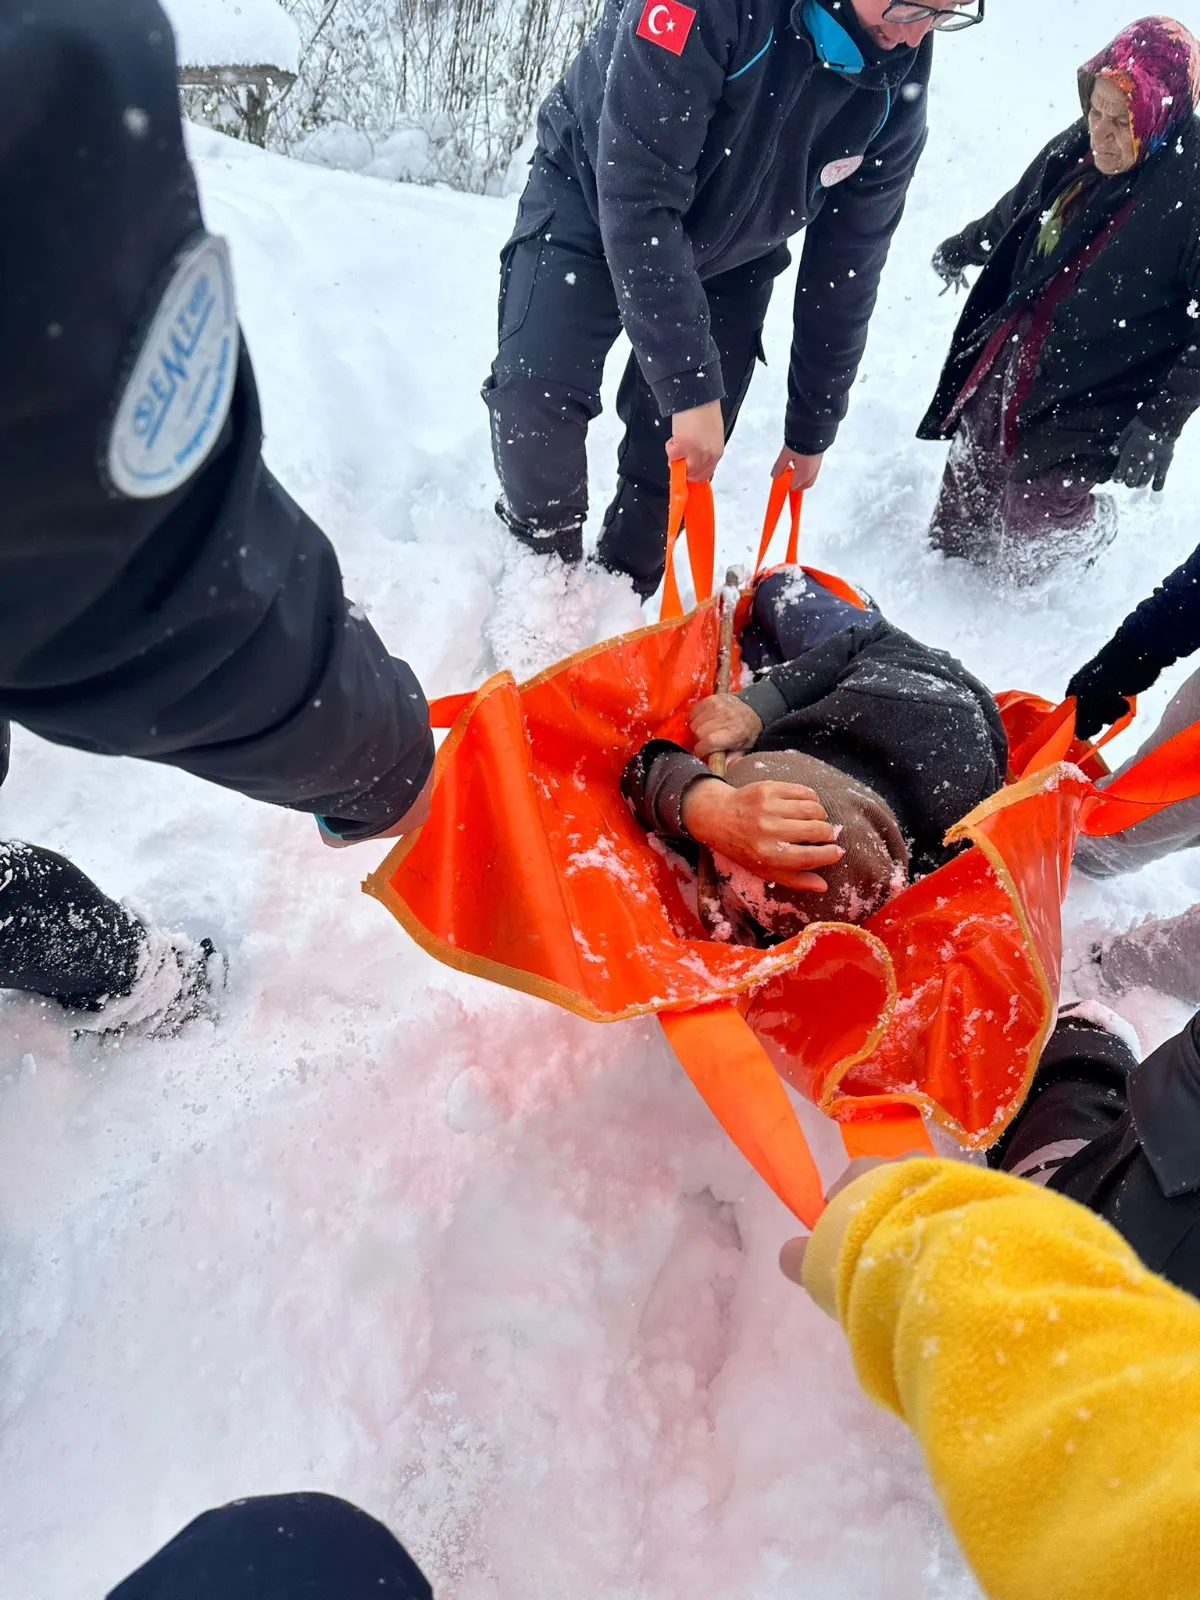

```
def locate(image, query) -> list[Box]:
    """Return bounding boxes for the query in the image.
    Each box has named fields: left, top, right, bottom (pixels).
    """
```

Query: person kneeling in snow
left=622, top=572, right=1006, bottom=940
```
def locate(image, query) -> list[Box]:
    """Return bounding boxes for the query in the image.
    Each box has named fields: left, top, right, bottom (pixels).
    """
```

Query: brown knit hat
left=713, top=751, right=910, bottom=941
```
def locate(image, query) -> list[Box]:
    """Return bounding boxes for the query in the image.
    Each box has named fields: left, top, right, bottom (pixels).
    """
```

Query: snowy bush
left=257, top=0, right=598, bottom=192
left=167, top=0, right=302, bottom=145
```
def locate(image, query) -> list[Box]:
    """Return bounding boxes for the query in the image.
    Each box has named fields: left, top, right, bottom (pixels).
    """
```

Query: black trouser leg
left=107, top=1493, right=432, bottom=1600
left=595, top=244, right=791, bottom=597
left=0, top=841, right=144, bottom=1007
left=483, top=154, right=622, bottom=559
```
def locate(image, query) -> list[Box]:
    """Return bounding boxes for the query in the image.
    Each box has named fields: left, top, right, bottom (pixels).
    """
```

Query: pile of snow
left=293, top=119, right=536, bottom=196
left=163, top=0, right=301, bottom=71
left=4, top=3, right=1200, bottom=1596
left=297, top=118, right=468, bottom=189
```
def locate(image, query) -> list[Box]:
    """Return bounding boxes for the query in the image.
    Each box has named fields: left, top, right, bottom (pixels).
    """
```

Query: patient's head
left=739, top=568, right=880, bottom=674
left=716, top=752, right=909, bottom=938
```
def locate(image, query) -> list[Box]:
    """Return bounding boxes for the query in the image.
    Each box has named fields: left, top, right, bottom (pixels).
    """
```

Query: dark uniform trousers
left=484, top=152, right=790, bottom=595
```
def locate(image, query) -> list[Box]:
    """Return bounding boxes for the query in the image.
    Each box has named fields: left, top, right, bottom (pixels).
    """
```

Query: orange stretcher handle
left=1013, top=696, right=1136, bottom=780
left=753, top=471, right=803, bottom=576
left=660, top=459, right=716, bottom=621
left=1083, top=713, right=1200, bottom=836
left=660, top=1003, right=828, bottom=1227
left=749, top=474, right=867, bottom=612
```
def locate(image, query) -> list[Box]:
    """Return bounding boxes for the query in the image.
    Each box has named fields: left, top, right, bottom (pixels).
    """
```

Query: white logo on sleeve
left=106, top=234, right=238, bottom=499
left=819, top=155, right=864, bottom=187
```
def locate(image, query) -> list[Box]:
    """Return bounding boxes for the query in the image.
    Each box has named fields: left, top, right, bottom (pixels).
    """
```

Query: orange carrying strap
left=1082, top=715, right=1200, bottom=836
left=754, top=471, right=804, bottom=573
left=751, top=471, right=867, bottom=609
left=1005, top=693, right=1136, bottom=782
left=660, top=459, right=716, bottom=622
left=368, top=480, right=1200, bottom=1230
left=660, top=1004, right=828, bottom=1227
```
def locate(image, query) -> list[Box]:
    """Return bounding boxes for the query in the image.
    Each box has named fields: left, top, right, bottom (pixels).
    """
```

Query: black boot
left=494, top=499, right=583, bottom=565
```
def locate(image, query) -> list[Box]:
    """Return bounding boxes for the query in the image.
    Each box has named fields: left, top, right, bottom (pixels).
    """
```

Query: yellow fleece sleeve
left=808, top=1158, right=1200, bottom=1600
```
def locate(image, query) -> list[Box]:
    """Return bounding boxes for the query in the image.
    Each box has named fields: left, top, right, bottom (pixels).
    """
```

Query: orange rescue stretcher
left=367, top=466, right=1200, bottom=1228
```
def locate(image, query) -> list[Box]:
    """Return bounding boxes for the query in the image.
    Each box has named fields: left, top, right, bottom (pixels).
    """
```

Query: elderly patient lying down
left=621, top=571, right=1007, bottom=942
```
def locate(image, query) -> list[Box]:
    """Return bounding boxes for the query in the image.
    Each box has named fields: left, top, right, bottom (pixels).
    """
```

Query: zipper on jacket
left=805, top=82, right=891, bottom=211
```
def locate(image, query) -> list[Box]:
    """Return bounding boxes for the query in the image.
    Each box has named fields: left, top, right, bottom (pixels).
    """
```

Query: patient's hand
left=680, top=779, right=843, bottom=891
left=690, top=693, right=763, bottom=758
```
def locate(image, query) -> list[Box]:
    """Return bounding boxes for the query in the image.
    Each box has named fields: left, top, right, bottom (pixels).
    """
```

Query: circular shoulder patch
left=106, top=234, right=239, bottom=499
left=819, top=154, right=864, bottom=188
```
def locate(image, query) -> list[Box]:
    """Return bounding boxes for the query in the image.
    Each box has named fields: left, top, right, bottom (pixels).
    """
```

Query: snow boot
left=72, top=927, right=226, bottom=1039
left=494, top=498, right=583, bottom=564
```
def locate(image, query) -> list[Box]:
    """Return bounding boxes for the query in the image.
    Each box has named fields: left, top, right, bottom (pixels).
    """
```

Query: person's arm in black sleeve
left=1067, top=543, right=1200, bottom=738
left=0, top=0, right=432, bottom=840
left=785, top=65, right=929, bottom=455
left=736, top=624, right=873, bottom=725
left=595, top=0, right=734, bottom=416
left=933, top=123, right=1079, bottom=276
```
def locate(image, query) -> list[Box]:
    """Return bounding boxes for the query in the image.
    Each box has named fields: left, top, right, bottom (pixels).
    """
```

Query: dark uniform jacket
left=919, top=115, right=1200, bottom=485
left=992, top=1014, right=1200, bottom=1300
left=624, top=618, right=1006, bottom=876
left=538, top=0, right=930, bottom=446
left=0, top=0, right=433, bottom=837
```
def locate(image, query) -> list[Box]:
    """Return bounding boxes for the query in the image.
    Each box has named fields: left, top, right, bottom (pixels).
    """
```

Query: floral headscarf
left=1078, top=15, right=1200, bottom=162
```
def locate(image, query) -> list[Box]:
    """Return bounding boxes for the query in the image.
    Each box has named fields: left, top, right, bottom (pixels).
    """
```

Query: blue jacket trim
left=728, top=27, right=775, bottom=79
left=800, top=0, right=865, bottom=75
left=871, top=84, right=892, bottom=142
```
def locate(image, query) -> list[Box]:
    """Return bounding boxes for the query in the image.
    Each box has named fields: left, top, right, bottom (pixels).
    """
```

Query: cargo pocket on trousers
left=497, top=202, right=555, bottom=345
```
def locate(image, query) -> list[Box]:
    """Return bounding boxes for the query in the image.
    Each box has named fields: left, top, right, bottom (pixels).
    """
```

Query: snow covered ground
left=4, top=3, right=1200, bottom=1594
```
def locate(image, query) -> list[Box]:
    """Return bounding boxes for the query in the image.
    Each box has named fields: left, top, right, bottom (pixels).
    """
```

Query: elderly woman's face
left=1089, top=76, right=1136, bottom=174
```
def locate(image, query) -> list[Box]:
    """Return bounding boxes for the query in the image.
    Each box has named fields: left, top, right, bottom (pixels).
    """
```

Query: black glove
left=1066, top=634, right=1169, bottom=739
left=1113, top=417, right=1175, bottom=491
left=931, top=239, right=970, bottom=295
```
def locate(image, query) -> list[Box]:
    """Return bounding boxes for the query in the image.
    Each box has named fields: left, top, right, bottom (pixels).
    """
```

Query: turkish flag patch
left=636, top=0, right=696, bottom=55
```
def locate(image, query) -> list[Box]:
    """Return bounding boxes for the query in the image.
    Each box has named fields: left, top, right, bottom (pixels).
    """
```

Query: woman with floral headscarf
left=919, top=16, right=1200, bottom=582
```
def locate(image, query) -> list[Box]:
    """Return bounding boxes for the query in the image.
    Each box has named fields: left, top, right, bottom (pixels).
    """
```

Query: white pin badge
left=106, top=233, right=239, bottom=499
left=819, top=155, right=864, bottom=187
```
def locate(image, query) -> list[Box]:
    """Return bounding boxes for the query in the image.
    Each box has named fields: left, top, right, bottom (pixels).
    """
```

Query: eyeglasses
left=882, top=0, right=984, bottom=31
